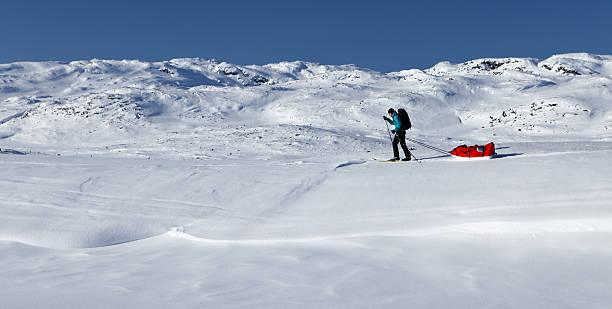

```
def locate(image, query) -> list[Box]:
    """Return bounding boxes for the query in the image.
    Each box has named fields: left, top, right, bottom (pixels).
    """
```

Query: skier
left=383, top=108, right=412, bottom=161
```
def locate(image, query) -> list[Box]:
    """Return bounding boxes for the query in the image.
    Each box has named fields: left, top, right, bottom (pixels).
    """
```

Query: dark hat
left=387, top=108, right=395, bottom=114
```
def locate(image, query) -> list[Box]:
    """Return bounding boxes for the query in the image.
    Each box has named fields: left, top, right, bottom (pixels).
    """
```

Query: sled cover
left=450, top=142, right=496, bottom=158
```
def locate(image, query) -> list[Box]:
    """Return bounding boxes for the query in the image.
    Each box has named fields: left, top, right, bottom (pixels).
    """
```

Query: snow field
left=2, top=143, right=612, bottom=308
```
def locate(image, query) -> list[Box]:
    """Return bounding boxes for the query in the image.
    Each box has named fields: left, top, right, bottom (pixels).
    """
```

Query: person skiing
left=383, top=108, right=412, bottom=161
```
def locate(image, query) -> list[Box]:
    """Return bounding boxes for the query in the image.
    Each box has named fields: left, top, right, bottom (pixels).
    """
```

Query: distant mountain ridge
left=1, top=53, right=611, bottom=158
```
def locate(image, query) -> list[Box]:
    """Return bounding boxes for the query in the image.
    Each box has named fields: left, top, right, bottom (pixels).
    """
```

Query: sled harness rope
left=404, top=136, right=450, bottom=155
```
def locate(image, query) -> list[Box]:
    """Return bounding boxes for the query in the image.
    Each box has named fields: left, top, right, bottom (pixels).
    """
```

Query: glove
left=391, top=130, right=396, bottom=134
left=383, top=116, right=390, bottom=121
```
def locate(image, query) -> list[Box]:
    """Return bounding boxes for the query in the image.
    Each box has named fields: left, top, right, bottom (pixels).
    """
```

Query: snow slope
left=1, top=53, right=612, bottom=308
left=1, top=53, right=611, bottom=158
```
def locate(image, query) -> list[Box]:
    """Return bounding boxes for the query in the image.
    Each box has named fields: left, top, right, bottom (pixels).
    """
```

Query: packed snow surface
left=1, top=53, right=612, bottom=308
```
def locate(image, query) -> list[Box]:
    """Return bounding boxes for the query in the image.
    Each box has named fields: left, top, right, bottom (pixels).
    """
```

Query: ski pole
left=410, top=149, right=420, bottom=161
left=384, top=119, right=393, bottom=144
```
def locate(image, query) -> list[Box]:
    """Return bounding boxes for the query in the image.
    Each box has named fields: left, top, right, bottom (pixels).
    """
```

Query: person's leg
left=398, top=131, right=411, bottom=160
left=392, top=135, right=400, bottom=159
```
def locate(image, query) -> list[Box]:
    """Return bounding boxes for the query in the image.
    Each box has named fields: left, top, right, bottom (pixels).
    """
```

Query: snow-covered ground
left=1, top=53, right=612, bottom=308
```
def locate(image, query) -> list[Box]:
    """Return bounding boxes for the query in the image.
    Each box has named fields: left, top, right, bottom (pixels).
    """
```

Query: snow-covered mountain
left=2, top=53, right=611, bottom=158
left=2, top=54, right=612, bottom=309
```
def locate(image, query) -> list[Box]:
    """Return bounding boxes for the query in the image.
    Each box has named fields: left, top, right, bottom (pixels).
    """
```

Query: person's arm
left=383, top=116, right=394, bottom=125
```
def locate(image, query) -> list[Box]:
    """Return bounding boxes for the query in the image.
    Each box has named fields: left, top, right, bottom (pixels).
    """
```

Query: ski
left=376, top=159, right=419, bottom=163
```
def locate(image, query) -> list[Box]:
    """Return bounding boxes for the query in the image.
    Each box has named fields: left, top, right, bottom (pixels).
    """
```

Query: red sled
left=451, top=142, right=496, bottom=158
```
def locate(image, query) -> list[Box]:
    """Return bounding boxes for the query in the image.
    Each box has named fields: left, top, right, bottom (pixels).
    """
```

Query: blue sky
left=2, top=0, right=611, bottom=72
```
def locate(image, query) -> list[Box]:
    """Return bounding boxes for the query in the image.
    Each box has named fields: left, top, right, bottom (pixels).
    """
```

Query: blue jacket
left=386, top=112, right=404, bottom=132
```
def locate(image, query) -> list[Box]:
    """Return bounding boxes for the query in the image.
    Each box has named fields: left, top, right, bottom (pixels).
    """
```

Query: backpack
left=397, top=108, right=412, bottom=130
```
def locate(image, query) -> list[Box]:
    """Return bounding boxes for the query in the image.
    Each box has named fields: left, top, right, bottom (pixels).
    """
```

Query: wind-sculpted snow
left=0, top=221, right=163, bottom=249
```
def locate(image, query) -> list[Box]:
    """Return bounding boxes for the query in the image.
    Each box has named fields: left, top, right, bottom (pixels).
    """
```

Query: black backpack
left=397, top=108, right=412, bottom=130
